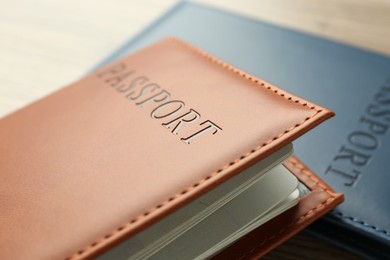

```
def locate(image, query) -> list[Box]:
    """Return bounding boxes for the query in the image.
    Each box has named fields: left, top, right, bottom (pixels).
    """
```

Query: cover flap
left=215, top=155, right=344, bottom=259
left=0, top=38, right=333, bottom=259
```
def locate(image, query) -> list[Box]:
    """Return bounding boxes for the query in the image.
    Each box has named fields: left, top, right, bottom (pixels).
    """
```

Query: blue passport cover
left=94, top=2, right=390, bottom=257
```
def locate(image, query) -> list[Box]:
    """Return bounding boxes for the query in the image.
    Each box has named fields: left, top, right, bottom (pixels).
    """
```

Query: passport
left=0, top=37, right=341, bottom=259
left=93, top=2, right=390, bottom=258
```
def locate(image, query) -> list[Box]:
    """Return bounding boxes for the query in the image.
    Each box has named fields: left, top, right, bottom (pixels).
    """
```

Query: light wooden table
left=1, top=0, right=389, bottom=258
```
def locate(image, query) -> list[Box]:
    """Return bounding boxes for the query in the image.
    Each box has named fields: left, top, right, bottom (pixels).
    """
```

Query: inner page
left=143, top=164, right=299, bottom=259
left=99, top=145, right=297, bottom=260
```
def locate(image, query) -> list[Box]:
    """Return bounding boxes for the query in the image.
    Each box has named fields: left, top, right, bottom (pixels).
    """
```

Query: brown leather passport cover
left=0, top=38, right=343, bottom=259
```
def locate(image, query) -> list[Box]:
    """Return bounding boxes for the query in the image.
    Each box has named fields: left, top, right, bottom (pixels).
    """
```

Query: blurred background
left=1, top=0, right=389, bottom=258
left=1, top=0, right=389, bottom=118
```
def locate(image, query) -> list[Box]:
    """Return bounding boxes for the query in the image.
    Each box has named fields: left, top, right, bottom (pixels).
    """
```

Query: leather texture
left=215, top=156, right=343, bottom=259
left=0, top=37, right=336, bottom=260
left=97, top=2, right=390, bottom=257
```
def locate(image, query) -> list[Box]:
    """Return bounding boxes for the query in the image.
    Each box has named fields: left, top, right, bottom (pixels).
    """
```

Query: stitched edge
left=237, top=158, right=336, bottom=260
left=297, top=138, right=390, bottom=239
left=66, top=39, right=324, bottom=259
left=288, top=158, right=332, bottom=193
left=318, top=215, right=390, bottom=258
left=332, top=212, right=390, bottom=237
left=288, top=158, right=390, bottom=243
left=169, top=38, right=322, bottom=112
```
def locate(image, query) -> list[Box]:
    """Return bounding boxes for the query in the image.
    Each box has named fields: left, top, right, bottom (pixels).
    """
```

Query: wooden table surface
left=1, top=0, right=389, bottom=258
